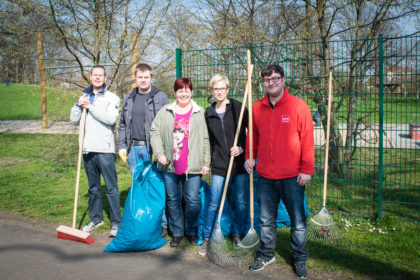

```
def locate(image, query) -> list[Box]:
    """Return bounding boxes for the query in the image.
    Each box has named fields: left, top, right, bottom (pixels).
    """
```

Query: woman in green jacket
left=150, top=77, right=211, bottom=247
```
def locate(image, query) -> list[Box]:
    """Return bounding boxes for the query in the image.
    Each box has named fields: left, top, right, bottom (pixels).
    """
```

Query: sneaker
left=109, top=224, right=119, bottom=237
left=198, top=239, right=208, bottom=256
left=170, top=236, right=183, bottom=247
left=187, top=234, right=198, bottom=245
left=82, top=221, right=104, bottom=233
left=161, top=227, right=168, bottom=238
left=232, top=234, right=241, bottom=248
left=249, top=257, right=275, bottom=272
left=294, top=263, right=308, bottom=279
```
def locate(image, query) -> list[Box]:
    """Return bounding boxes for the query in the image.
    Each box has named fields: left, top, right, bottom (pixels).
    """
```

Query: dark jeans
left=258, top=176, right=308, bottom=264
left=83, top=153, right=121, bottom=226
left=162, top=172, right=201, bottom=236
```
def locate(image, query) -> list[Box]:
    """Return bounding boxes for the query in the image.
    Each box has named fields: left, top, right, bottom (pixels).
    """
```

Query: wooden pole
left=130, top=34, right=139, bottom=89
left=37, top=32, right=47, bottom=130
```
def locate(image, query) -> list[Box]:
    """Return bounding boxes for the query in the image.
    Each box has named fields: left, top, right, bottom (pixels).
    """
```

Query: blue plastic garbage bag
left=104, top=160, right=168, bottom=252
left=197, top=180, right=233, bottom=243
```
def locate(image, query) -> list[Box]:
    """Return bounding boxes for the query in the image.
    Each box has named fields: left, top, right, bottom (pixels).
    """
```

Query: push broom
left=56, top=108, right=94, bottom=244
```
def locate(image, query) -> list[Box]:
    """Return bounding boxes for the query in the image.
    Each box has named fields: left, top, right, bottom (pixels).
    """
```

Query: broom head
left=56, top=225, right=95, bottom=245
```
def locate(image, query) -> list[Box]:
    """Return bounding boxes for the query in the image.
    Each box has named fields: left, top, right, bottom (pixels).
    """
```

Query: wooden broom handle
left=323, top=71, right=333, bottom=207
left=72, top=108, right=86, bottom=229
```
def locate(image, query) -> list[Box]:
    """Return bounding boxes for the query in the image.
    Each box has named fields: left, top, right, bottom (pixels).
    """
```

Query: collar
left=82, top=84, right=106, bottom=95
left=207, top=98, right=234, bottom=117
left=167, top=99, right=202, bottom=114
left=262, top=87, right=290, bottom=108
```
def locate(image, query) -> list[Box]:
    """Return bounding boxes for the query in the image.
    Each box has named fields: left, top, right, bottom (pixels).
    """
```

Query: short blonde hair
left=209, top=74, right=230, bottom=89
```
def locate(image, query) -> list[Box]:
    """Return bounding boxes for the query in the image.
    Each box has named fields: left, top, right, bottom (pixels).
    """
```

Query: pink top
left=173, top=107, right=193, bottom=174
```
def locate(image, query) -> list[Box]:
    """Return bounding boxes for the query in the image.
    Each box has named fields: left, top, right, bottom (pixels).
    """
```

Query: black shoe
left=249, top=257, right=275, bottom=272
left=187, top=234, right=198, bottom=245
left=294, top=263, right=308, bottom=279
left=161, top=227, right=168, bottom=238
left=170, top=236, right=183, bottom=247
left=232, top=234, right=241, bottom=248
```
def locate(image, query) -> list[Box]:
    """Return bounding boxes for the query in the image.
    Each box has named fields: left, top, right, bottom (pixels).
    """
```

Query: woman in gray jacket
left=150, top=77, right=211, bottom=247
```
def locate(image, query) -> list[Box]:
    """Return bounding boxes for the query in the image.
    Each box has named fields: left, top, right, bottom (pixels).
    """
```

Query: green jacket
left=150, top=100, right=211, bottom=175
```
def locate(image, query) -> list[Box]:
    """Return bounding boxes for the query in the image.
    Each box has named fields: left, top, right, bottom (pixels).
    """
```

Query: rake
left=307, top=71, right=340, bottom=242
left=207, top=53, right=256, bottom=267
left=237, top=50, right=260, bottom=250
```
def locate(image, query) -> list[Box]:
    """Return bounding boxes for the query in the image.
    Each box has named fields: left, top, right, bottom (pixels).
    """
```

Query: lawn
left=0, top=133, right=419, bottom=280
left=0, top=83, right=79, bottom=121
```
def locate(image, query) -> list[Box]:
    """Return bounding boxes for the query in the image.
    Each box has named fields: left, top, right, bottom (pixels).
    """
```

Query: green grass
left=0, top=133, right=132, bottom=228
left=0, top=133, right=419, bottom=279
left=0, top=83, right=79, bottom=121
left=276, top=216, right=420, bottom=280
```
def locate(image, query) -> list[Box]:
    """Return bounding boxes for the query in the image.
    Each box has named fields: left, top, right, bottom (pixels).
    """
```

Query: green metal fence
left=176, top=35, right=420, bottom=222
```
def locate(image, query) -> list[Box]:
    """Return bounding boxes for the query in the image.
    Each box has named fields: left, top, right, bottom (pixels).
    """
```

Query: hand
left=158, top=155, right=169, bottom=166
left=297, top=173, right=311, bottom=186
left=230, top=146, right=243, bottom=157
left=201, top=166, right=210, bottom=175
left=118, top=149, right=127, bottom=163
left=244, top=159, right=255, bottom=174
left=78, top=97, right=91, bottom=109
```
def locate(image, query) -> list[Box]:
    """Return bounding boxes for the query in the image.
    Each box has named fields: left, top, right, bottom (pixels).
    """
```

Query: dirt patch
left=0, top=157, right=26, bottom=169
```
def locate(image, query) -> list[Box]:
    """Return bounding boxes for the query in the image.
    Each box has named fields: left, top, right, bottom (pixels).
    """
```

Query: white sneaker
left=109, top=224, right=119, bottom=237
left=198, top=239, right=208, bottom=256
left=82, top=221, right=104, bottom=232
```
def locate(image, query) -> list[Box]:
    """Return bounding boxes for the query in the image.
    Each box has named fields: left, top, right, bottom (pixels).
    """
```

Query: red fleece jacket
left=245, top=88, right=314, bottom=179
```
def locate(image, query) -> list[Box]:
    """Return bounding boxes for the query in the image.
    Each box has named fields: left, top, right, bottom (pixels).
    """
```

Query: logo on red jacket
left=282, top=114, right=290, bottom=123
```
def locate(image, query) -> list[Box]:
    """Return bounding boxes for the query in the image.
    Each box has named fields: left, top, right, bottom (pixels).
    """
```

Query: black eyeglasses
left=211, top=87, right=228, bottom=92
left=262, top=76, right=283, bottom=84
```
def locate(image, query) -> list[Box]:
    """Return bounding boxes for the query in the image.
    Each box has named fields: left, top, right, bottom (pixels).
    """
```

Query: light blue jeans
left=162, top=172, right=201, bottom=237
left=202, top=173, right=249, bottom=240
left=128, top=145, right=167, bottom=228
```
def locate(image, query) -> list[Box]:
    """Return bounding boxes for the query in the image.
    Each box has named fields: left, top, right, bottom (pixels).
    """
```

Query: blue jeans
left=83, top=153, right=121, bottom=226
left=128, top=145, right=167, bottom=228
left=162, top=172, right=201, bottom=236
left=203, top=173, right=249, bottom=240
left=258, top=176, right=308, bottom=264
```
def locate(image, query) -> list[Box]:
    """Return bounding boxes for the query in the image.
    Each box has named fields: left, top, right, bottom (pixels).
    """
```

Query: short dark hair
left=174, top=77, right=193, bottom=92
left=260, top=64, right=284, bottom=78
left=91, top=65, right=106, bottom=76
left=135, top=63, right=153, bottom=76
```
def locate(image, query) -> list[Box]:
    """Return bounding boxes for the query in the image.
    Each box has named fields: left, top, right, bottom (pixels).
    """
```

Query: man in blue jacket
left=70, top=65, right=121, bottom=237
left=117, top=63, right=169, bottom=236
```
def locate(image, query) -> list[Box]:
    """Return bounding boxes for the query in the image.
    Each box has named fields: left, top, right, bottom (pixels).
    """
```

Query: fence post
left=377, top=34, right=384, bottom=219
left=176, top=48, right=182, bottom=79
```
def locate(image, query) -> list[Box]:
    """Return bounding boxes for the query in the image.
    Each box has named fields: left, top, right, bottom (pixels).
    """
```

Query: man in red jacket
left=245, top=64, right=314, bottom=279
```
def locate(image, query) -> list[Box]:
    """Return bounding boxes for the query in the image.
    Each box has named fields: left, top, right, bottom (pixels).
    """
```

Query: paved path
left=0, top=120, right=76, bottom=134
left=0, top=211, right=354, bottom=280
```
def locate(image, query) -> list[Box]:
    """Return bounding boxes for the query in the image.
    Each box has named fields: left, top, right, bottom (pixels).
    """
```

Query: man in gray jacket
left=117, top=63, right=169, bottom=236
left=70, top=65, right=121, bottom=237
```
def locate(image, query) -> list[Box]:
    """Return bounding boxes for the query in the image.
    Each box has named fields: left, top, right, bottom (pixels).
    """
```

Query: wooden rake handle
left=245, top=51, right=256, bottom=228
left=216, top=62, right=254, bottom=224
left=72, top=108, right=86, bottom=229
left=322, top=71, right=333, bottom=207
